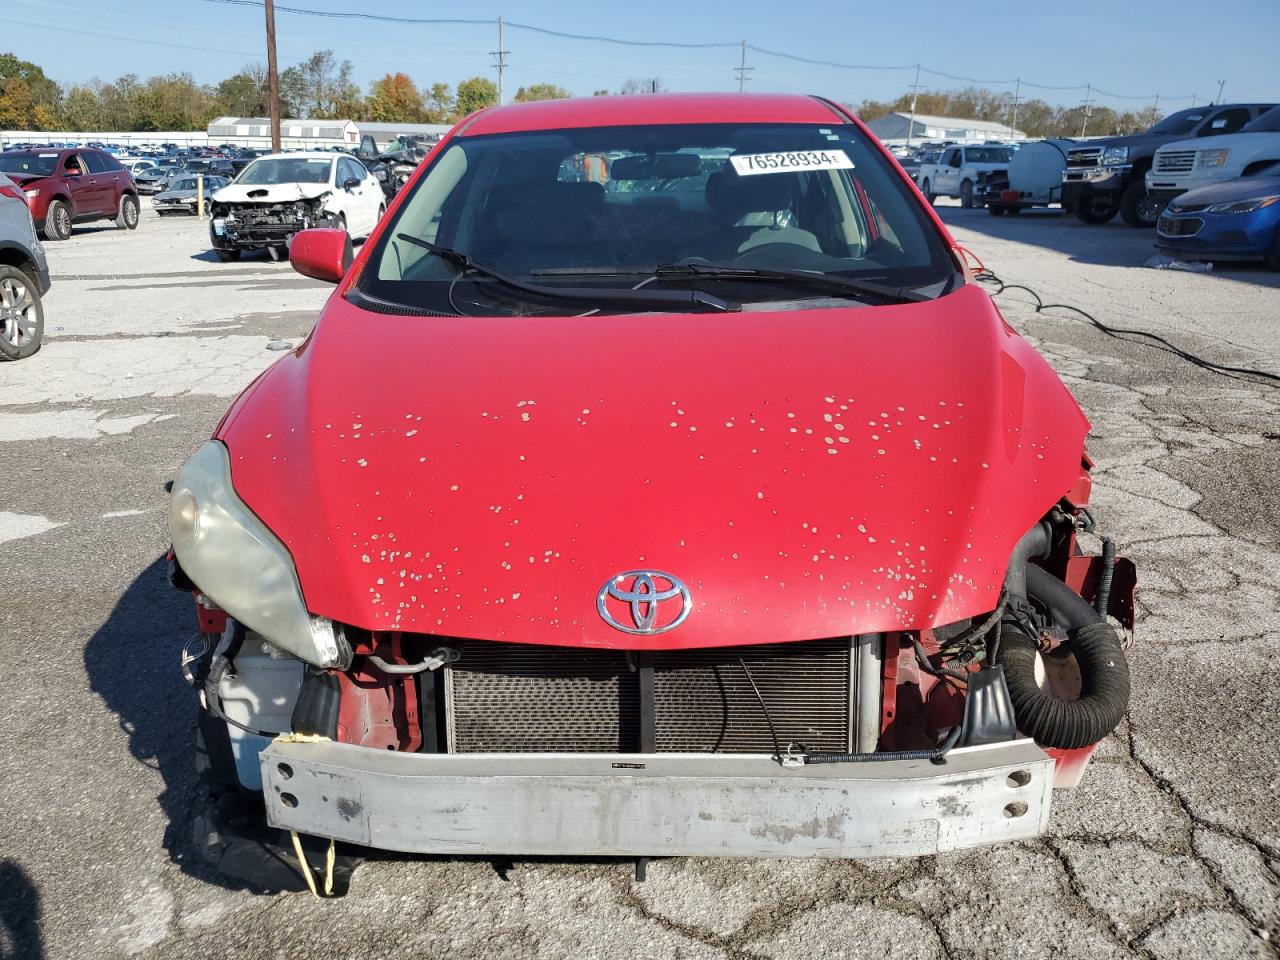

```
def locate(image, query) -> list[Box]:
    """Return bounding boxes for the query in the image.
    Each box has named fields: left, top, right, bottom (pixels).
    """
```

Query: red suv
left=0, top=148, right=141, bottom=240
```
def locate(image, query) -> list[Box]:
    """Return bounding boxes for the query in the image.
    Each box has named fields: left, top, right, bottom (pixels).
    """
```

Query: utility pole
left=906, top=63, right=922, bottom=147
left=1214, top=78, right=1226, bottom=104
left=1152, top=93, right=1159, bottom=119
left=264, top=0, right=281, bottom=152
left=735, top=40, right=753, bottom=92
left=1079, top=83, right=1093, bottom=139
left=491, top=17, right=509, bottom=105
left=1008, top=77, right=1021, bottom=137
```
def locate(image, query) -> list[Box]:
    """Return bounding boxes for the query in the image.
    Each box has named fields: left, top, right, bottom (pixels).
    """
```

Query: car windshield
left=0, top=152, right=60, bottom=175
left=238, top=157, right=332, bottom=185
left=965, top=147, right=1013, bottom=163
left=1148, top=110, right=1205, bottom=136
left=170, top=178, right=196, bottom=192
left=361, top=122, right=955, bottom=314
left=1243, top=106, right=1280, bottom=133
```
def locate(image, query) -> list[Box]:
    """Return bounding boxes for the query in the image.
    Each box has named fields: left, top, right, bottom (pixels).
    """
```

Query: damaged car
left=207, top=152, right=384, bottom=262
left=153, top=174, right=230, bottom=216
left=169, top=93, right=1134, bottom=895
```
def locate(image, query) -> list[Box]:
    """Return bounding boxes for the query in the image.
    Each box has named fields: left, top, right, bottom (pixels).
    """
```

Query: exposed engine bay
left=173, top=496, right=1134, bottom=891
left=209, top=195, right=337, bottom=254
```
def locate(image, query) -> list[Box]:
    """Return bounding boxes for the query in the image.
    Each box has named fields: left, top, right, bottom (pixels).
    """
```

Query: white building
left=864, top=112, right=1026, bottom=145
left=206, top=116, right=361, bottom=149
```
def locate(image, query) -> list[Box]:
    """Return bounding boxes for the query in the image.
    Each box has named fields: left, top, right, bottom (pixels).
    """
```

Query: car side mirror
left=290, top=228, right=352, bottom=284
left=342, top=177, right=361, bottom=189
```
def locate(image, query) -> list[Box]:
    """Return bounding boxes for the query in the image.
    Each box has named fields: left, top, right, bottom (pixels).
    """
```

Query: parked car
left=168, top=92, right=1133, bottom=892
left=135, top=166, right=182, bottom=195
left=154, top=175, right=232, bottom=216
left=230, top=149, right=264, bottom=175
left=1155, top=175, right=1280, bottom=268
left=917, top=145, right=1014, bottom=207
left=0, top=172, right=51, bottom=360
left=1147, top=105, right=1280, bottom=211
left=208, top=152, right=385, bottom=262
left=977, top=139, right=1075, bottom=214
left=122, top=158, right=157, bottom=175
left=0, top=148, right=141, bottom=240
left=1061, top=103, right=1276, bottom=227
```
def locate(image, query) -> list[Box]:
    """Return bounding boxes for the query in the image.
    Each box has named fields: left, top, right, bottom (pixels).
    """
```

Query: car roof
left=250, top=151, right=339, bottom=161
left=459, top=92, right=845, bottom=137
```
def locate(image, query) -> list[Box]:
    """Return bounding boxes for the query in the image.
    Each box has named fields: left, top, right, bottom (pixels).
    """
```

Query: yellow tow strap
left=275, top=733, right=335, bottom=898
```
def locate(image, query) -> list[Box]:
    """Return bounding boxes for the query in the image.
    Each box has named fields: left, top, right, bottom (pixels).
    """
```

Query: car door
left=62, top=153, right=107, bottom=216
left=937, top=148, right=961, bottom=194
left=338, top=157, right=377, bottom=235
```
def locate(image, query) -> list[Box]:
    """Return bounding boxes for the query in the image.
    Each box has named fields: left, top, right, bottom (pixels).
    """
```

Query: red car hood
left=217, top=284, right=1089, bottom=649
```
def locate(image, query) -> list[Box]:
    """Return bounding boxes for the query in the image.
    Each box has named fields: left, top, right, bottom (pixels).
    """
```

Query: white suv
left=1148, top=106, right=1280, bottom=209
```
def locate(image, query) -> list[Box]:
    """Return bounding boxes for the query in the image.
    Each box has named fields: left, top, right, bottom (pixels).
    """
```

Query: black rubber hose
left=998, top=566, right=1131, bottom=749
left=1095, top=537, right=1116, bottom=617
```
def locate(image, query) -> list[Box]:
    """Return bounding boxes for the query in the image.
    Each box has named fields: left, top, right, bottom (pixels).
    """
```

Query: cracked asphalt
left=1, top=200, right=1278, bottom=960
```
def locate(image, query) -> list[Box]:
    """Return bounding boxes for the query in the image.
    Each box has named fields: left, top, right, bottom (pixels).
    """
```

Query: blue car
left=1156, top=176, right=1280, bottom=269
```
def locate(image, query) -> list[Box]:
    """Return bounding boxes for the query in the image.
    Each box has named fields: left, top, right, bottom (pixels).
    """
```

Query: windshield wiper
left=531, top=261, right=931, bottom=304
left=394, top=235, right=738, bottom=313
left=651, top=262, right=932, bottom=304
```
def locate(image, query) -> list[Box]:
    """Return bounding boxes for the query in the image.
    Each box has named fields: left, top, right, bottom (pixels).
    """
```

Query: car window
left=1243, top=106, right=1280, bottom=133
left=963, top=147, right=1012, bottom=163
left=83, top=151, right=110, bottom=174
left=237, top=157, right=333, bottom=185
left=0, top=152, right=60, bottom=175
left=362, top=121, right=955, bottom=314
left=947, top=150, right=962, bottom=168
left=64, top=154, right=87, bottom=176
left=339, top=158, right=364, bottom=183
left=1199, top=108, right=1252, bottom=137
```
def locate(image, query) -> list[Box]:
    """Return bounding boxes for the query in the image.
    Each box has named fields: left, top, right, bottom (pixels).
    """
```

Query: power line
left=197, top=0, right=1204, bottom=105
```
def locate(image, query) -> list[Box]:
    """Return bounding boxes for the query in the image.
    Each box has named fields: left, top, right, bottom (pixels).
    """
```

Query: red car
left=168, top=93, right=1133, bottom=893
left=0, top=147, right=141, bottom=240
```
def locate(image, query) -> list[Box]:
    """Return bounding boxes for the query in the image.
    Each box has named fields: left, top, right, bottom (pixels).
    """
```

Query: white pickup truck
left=918, top=144, right=1015, bottom=207
left=1147, top=105, right=1280, bottom=210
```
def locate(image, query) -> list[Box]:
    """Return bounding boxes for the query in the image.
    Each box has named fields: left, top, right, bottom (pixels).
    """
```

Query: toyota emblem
left=597, top=570, right=692, bottom=635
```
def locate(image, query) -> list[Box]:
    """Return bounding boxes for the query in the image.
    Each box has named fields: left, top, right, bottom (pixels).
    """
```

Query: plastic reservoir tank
left=1008, top=139, right=1075, bottom=202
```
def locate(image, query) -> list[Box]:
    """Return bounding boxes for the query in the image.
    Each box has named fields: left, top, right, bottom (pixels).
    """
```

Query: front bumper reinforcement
left=261, top=740, right=1053, bottom=858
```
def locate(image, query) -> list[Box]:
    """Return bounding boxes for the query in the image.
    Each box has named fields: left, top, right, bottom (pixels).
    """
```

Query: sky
left=7, top=0, right=1279, bottom=112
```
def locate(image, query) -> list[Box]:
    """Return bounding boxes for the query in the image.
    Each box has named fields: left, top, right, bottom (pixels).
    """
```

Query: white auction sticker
left=730, top=150, right=854, bottom=176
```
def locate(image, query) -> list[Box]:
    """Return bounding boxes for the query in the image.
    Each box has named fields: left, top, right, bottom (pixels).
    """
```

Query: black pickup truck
left=1062, top=103, right=1276, bottom=227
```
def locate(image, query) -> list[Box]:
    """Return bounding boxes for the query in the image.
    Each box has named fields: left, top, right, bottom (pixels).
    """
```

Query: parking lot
left=1, top=197, right=1278, bottom=960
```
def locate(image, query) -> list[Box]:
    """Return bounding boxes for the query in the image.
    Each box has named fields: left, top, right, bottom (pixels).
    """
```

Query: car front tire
left=42, top=199, right=73, bottom=241
left=1119, top=180, right=1161, bottom=228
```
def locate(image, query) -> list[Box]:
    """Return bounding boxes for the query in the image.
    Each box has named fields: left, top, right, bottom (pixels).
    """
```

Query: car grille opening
left=1157, top=215, right=1204, bottom=237
left=440, top=636, right=854, bottom=754
left=1155, top=150, right=1197, bottom=174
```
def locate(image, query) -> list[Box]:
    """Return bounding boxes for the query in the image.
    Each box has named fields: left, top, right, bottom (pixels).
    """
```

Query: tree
left=217, top=64, right=270, bottom=117
left=454, top=76, right=497, bottom=116
left=424, top=82, right=453, bottom=123
left=367, top=72, right=424, bottom=122
left=0, top=53, right=60, bottom=120
left=280, top=50, right=359, bottom=118
left=513, top=83, right=570, bottom=103
left=620, top=78, right=666, bottom=95
left=0, top=77, right=37, bottom=129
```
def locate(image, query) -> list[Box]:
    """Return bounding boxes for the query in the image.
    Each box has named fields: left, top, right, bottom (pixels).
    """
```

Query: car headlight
left=1101, top=146, right=1128, bottom=166
left=169, top=441, right=345, bottom=667
left=1206, top=195, right=1280, bottom=214
left=1197, top=149, right=1230, bottom=168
